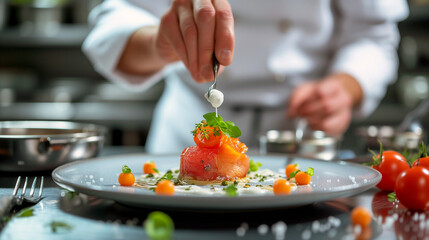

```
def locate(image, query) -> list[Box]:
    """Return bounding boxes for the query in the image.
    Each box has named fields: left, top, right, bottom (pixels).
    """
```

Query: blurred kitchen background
left=0, top=0, right=428, bottom=154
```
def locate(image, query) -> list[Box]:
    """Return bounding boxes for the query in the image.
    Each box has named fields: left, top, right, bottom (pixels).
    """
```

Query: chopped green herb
left=156, top=171, right=173, bottom=184
left=387, top=192, right=397, bottom=202
left=49, top=221, right=73, bottom=233
left=185, top=186, right=192, bottom=191
left=146, top=173, right=154, bottom=178
left=153, top=168, right=160, bottom=174
left=144, top=211, right=174, bottom=240
left=224, top=183, right=238, bottom=197
left=244, top=184, right=251, bottom=188
left=248, top=160, right=262, bottom=173
left=258, top=175, right=267, bottom=182
left=122, top=165, right=132, bottom=174
left=174, top=170, right=179, bottom=174
left=16, top=208, right=34, bottom=218
left=221, top=181, right=228, bottom=186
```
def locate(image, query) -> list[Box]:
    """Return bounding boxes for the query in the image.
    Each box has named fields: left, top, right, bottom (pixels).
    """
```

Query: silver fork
left=13, top=176, right=44, bottom=206
left=207, top=54, right=220, bottom=98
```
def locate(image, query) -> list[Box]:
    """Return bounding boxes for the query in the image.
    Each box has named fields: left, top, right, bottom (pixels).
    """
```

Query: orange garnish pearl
left=295, top=171, right=312, bottom=185
left=155, top=180, right=175, bottom=196
left=285, top=164, right=299, bottom=178
left=273, top=179, right=292, bottom=195
left=351, top=206, right=372, bottom=228
left=118, top=172, right=135, bottom=186
left=143, top=161, right=157, bottom=174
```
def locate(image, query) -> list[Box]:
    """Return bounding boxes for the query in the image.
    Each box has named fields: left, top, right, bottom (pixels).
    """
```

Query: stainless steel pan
left=0, top=121, right=106, bottom=171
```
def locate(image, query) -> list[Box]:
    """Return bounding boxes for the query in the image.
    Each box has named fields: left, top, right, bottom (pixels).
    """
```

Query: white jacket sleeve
left=329, top=0, right=409, bottom=118
left=82, top=0, right=169, bottom=92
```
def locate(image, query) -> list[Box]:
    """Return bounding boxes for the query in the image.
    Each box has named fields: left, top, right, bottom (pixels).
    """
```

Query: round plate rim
left=52, top=153, right=381, bottom=210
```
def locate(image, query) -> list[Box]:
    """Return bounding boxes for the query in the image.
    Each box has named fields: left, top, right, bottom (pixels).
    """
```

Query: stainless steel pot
left=355, top=125, right=424, bottom=151
left=259, top=130, right=339, bottom=160
left=0, top=121, right=106, bottom=171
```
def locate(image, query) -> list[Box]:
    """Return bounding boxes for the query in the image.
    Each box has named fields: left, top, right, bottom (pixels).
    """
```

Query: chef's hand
left=117, top=0, right=235, bottom=83
left=287, top=73, right=363, bottom=135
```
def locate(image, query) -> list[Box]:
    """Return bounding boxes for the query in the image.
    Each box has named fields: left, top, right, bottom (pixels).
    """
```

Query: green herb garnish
left=122, top=165, right=132, bottom=174
left=387, top=192, right=397, bottom=202
left=289, top=170, right=300, bottom=179
left=16, top=208, right=34, bottom=218
left=153, top=168, right=160, bottom=174
left=248, top=160, right=262, bottom=173
left=156, top=171, right=173, bottom=184
left=192, top=112, right=241, bottom=139
left=224, top=183, right=238, bottom=197
left=144, top=211, right=174, bottom=240
left=49, top=221, right=73, bottom=233
left=306, top=167, right=314, bottom=176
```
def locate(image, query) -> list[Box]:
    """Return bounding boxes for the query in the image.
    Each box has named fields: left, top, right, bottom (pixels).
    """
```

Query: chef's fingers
left=307, top=108, right=352, bottom=135
left=287, top=82, right=317, bottom=118
left=160, top=4, right=189, bottom=69
left=213, top=0, right=234, bottom=66
left=177, top=2, right=200, bottom=82
left=193, top=0, right=216, bottom=82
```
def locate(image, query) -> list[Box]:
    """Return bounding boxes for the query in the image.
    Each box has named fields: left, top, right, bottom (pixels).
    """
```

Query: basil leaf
left=199, top=112, right=242, bottom=138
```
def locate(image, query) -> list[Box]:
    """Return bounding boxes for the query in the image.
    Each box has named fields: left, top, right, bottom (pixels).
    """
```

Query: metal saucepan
left=259, top=130, right=339, bottom=160
left=355, top=125, right=423, bottom=152
left=0, top=121, right=106, bottom=172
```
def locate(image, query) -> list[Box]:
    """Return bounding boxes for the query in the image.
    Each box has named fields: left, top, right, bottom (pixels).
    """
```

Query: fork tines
left=13, top=176, right=44, bottom=203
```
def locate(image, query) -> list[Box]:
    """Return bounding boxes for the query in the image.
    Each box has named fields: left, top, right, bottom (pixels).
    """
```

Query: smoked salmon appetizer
left=179, top=113, right=249, bottom=183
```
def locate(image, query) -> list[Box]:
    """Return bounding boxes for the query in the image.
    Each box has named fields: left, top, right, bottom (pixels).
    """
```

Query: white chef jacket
left=83, top=0, right=409, bottom=153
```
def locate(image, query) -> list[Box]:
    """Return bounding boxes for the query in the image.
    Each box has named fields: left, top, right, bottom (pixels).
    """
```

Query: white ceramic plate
left=52, top=154, right=380, bottom=210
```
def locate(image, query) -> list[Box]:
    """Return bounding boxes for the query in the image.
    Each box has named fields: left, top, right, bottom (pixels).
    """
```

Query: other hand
left=287, top=73, right=363, bottom=135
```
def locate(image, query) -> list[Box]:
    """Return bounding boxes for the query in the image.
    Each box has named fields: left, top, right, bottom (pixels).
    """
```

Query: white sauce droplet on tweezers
left=205, top=89, right=224, bottom=111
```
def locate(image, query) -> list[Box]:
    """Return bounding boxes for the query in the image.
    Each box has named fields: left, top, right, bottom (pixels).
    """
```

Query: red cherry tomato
left=193, top=125, right=222, bottom=148
left=412, top=156, right=429, bottom=170
left=372, top=151, right=409, bottom=192
left=394, top=166, right=429, bottom=211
